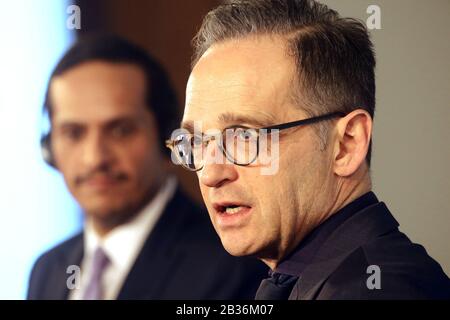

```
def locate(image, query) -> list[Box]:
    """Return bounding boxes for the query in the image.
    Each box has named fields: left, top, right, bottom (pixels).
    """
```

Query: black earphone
left=40, top=128, right=57, bottom=169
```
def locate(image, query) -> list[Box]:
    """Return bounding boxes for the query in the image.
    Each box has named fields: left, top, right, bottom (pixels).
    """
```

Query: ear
left=333, top=109, right=372, bottom=177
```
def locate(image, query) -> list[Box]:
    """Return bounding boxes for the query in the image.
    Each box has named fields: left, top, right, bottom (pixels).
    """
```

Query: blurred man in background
left=27, top=34, right=266, bottom=300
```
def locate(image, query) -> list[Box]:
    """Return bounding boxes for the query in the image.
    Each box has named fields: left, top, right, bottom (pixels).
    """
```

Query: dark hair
left=192, top=0, right=376, bottom=165
left=44, top=33, right=179, bottom=153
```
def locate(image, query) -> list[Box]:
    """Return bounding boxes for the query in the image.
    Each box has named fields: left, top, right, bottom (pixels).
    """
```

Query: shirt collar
left=275, top=191, right=379, bottom=277
left=84, top=176, right=177, bottom=271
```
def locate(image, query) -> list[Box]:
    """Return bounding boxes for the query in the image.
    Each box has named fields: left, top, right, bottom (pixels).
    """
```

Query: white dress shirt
left=70, top=176, right=177, bottom=300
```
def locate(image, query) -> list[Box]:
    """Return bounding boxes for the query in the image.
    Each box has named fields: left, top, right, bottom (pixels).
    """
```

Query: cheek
left=119, top=142, right=160, bottom=178
left=52, top=141, right=74, bottom=173
left=254, top=159, right=300, bottom=220
left=54, top=152, right=78, bottom=186
left=240, top=171, right=279, bottom=223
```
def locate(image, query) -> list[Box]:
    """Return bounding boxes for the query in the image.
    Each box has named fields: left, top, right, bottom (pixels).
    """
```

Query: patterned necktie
left=82, top=247, right=110, bottom=300
left=255, top=272, right=298, bottom=300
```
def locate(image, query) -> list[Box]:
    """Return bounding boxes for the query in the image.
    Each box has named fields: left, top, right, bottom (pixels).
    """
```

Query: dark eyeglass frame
left=166, top=111, right=346, bottom=171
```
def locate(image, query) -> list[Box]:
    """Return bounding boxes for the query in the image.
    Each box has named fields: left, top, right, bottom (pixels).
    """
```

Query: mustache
left=75, top=166, right=128, bottom=186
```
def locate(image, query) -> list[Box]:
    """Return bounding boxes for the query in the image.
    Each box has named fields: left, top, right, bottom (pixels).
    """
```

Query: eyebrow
left=55, top=116, right=139, bottom=130
left=218, top=112, right=276, bottom=128
left=181, top=112, right=276, bottom=133
left=103, top=117, right=138, bottom=130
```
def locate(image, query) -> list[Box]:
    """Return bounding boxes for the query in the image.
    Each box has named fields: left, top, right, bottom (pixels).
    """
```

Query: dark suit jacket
left=288, top=201, right=450, bottom=299
left=27, top=188, right=267, bottom=299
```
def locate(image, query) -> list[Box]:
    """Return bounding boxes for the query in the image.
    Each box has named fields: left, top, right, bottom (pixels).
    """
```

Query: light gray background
left=320, top=0, right=450, bottom=275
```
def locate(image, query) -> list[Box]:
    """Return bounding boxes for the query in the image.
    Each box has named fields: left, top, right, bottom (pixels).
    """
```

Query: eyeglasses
left=166, top=111, right=345, bottom=171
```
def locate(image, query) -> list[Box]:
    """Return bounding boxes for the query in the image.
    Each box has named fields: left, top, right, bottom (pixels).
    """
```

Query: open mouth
left=212, top=202, right=252, bottom=228
left=214, top=203, right=252, bottom=215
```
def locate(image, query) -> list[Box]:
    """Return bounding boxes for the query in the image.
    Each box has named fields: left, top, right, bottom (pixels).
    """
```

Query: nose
left=81, top=132, right=114, bottom=170
left=199, top=139, right=238, bottom=188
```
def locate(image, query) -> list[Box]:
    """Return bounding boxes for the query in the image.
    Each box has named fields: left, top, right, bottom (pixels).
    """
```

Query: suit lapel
left=116, top=188, right=190, bottom=299
left=290, top=202, right=399, bottom=300
left=51, top=234, right=84, bottom=299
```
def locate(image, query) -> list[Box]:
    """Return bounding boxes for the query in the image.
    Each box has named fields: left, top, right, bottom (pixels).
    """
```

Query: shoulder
left=32, top=233, right=83, bottom=268
left=321, top=229, right=450, bottom=299
left=27, top=233, right=83, bottom=298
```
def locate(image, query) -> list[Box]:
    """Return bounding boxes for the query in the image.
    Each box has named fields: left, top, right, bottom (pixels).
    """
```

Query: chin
left=83, top=200, right=129, bottom=219
left=222, top=244, right=248, bottom=257
left=220, top=234, right=257, bottom=257
left=85, top=206, right=119, bottom=220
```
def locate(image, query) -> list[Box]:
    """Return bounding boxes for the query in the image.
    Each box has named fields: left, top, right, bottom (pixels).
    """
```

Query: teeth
left=225, top=206, right=242, bottom=214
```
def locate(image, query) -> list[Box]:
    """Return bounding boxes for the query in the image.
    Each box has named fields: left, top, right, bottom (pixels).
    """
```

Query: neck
left=329, top=165, right=372, bottom=221
left=261, top=165, right=372, bottom=270
left=92, top=218, right=123, bottom=238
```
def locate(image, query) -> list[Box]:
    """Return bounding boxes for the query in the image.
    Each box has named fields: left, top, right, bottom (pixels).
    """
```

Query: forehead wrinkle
left=185, top=85, right=260, bottom=123
left=187, top=74, right=295, bottom=126
left=181, top=109, right=276, bottom=135
left=187, top=82, right=258, bottom=105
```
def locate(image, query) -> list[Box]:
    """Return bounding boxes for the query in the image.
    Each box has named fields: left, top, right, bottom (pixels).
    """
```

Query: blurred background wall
left=0, top=0, right=448, bottom=299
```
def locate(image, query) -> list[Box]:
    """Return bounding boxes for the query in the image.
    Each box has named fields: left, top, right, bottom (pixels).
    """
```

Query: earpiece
left=40, top=133, right=57, bottom=168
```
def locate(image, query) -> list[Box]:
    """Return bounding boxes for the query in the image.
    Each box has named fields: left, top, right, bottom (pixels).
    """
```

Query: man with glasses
left=166, top=0, right=450, bottom=299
